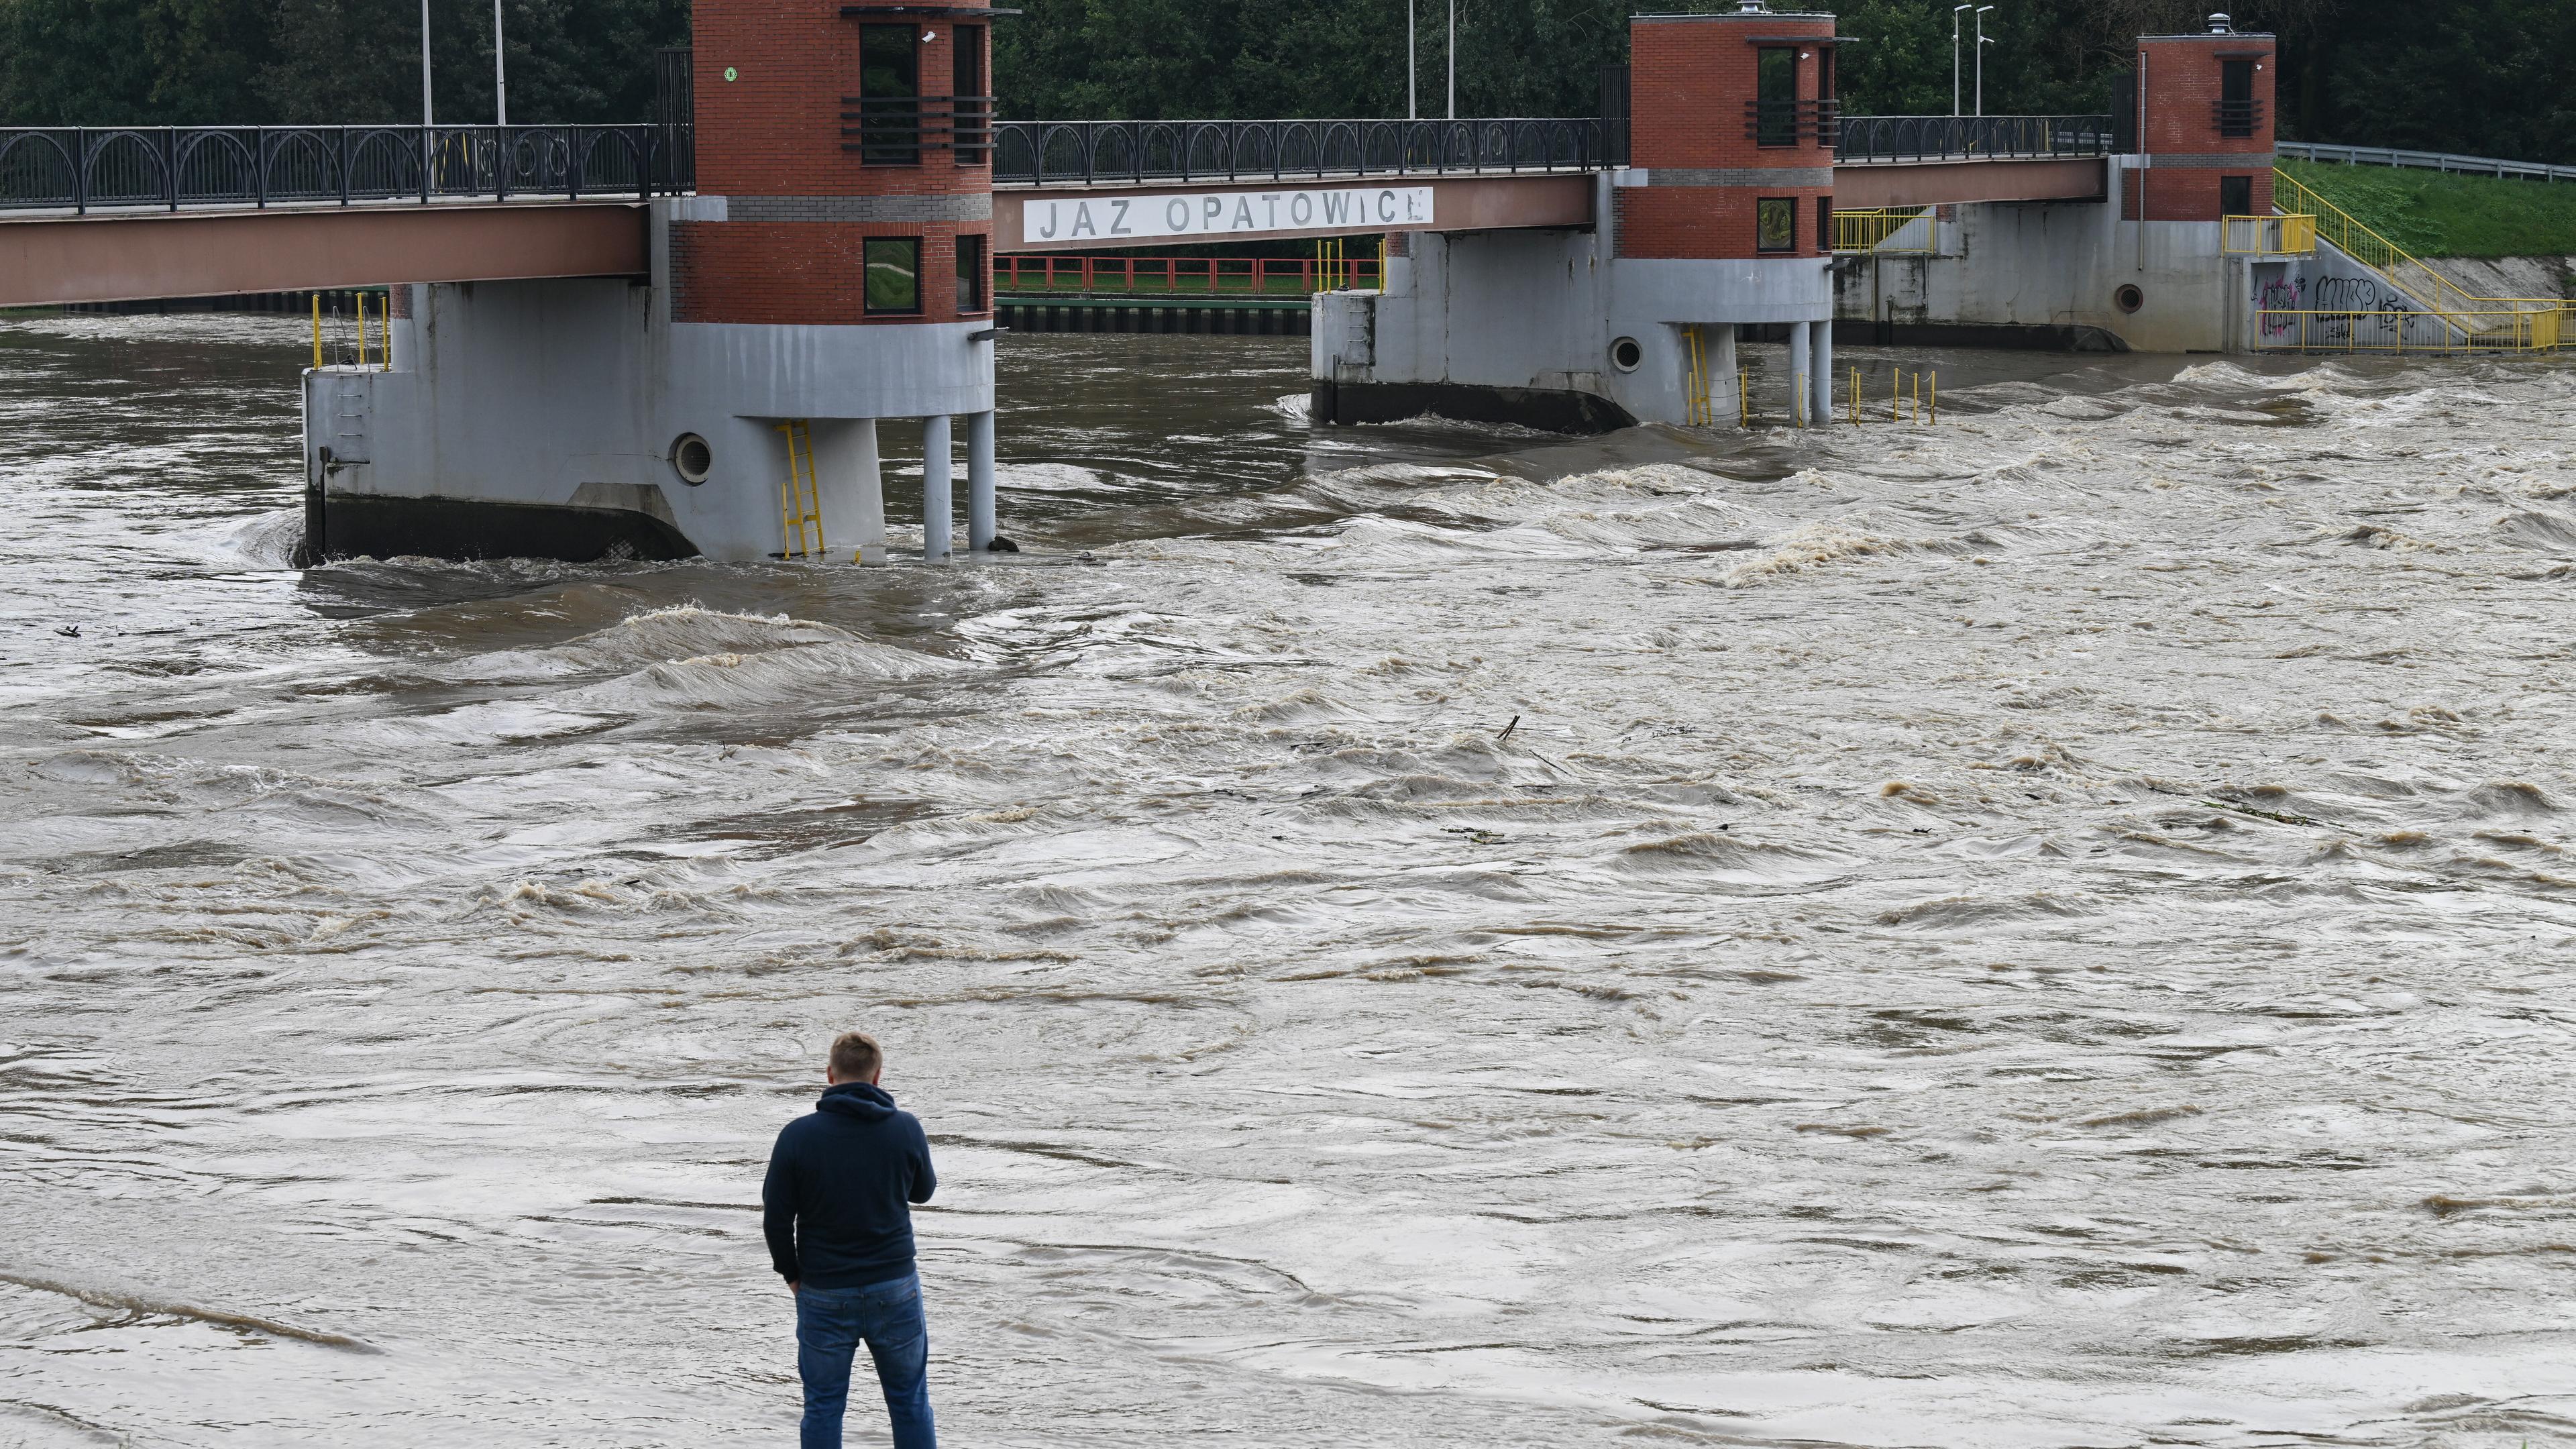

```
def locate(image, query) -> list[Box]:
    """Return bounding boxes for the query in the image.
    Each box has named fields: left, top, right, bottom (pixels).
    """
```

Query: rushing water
left=3, top=312, right=2575, bottom=1448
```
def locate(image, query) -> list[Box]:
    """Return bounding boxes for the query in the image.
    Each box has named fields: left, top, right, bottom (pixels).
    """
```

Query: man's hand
left=786, top=1279, right=799, bottom=1295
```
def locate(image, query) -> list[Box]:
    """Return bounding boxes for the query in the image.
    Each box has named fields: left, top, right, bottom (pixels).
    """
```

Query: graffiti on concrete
left=2309, top=274, right=2412, bottom=315
left=2257, top=276, right=2303, bottom=339
left=2255, top=270, right=2425, bottom=347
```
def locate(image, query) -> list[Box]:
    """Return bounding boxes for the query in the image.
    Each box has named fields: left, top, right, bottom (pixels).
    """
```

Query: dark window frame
left=858, top=23, right=922, bottom=166
left=2217, top=57, right=2257, bottom=138
left=2219, top=173, right=2254, bottom=217
left=1816, top=197, right=1833, bottom=254
left=864, top=235, right=923, bottom=315
left=1756, top=196, right=1796, bottom=254
left=1754, top=47, right=1799, bottom=148
left=955, top=233, right=987, bottom=313
left=953, top=24, right=988, bottom=168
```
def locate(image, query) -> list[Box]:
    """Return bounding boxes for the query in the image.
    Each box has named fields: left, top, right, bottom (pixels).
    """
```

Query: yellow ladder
left=775, top=419, right=822, bottom=559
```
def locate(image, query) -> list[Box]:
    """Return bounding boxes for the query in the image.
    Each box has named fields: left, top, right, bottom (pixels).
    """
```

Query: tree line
left=1, top=0, right=2566, bottom=165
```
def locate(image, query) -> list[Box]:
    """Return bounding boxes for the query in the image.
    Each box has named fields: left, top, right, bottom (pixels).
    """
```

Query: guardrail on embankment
left=2279, top=141, right=2576, bottom=184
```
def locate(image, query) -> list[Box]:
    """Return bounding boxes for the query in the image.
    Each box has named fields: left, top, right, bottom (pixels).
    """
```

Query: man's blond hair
left=829, top=1031, right=882, bottom=1082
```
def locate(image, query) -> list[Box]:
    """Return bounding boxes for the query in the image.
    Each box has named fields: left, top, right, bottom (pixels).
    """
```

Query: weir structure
left=6, top=5, right=2467, bottom=560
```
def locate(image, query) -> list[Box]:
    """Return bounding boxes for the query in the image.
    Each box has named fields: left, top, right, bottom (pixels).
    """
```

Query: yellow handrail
left=775, top=419, right=823, bottom=560
left=2222, top=213, right=2316, bottom=256
left=1831, top=207, right=1935, bottom=255
left=1683, top=326, right=1712, bottom=426
left=2273, top=168, right=2559, bottom=321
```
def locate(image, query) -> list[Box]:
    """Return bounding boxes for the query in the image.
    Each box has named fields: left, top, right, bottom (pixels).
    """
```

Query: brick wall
left=2135, top=32, right=2275, bottom=222
left=674, top=220, right=986, bottom=325
left=686, top=0, right=994, bottom=323
left=1621, top=13, right=1834, bottom=260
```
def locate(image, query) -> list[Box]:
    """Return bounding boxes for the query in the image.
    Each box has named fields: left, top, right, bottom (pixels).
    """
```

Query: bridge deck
left=0, top=117, right=2116, bottom=303
left=1, top=201, right=646, bottom=309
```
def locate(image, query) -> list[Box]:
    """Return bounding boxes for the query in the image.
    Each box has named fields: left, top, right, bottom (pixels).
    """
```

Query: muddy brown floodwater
left=3, top=314, right=2575, bottom=1448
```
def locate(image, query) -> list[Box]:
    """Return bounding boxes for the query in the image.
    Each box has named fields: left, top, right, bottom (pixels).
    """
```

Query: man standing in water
left=763, top=1031, right=939, bottom=1449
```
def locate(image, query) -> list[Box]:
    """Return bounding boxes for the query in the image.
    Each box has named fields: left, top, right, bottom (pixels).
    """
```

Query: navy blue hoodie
left=762, top=1081, right=936, bottom=1289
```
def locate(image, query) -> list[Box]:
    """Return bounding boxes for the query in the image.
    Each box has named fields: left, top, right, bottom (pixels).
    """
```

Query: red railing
left=995, top=254, right=1381, bottom=297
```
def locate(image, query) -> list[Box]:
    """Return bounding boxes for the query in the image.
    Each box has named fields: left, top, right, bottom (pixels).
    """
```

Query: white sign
left=1020, top=186, right=1435, bottom=246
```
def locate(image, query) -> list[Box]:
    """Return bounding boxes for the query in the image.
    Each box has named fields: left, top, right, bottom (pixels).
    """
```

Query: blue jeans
left=795, top=1274, right=936, bottom=1449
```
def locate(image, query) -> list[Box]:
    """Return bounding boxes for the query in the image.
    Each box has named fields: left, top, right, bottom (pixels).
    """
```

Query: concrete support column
left=921, top=415, right=954, bottom=561
left=1808, top=320, right=1834, bottom=427
left=816, top=418, right=887, bottom=565
left=1713, top=325, right=1740, bottom=427
left=966, top=409, right=997, bottom=554
left=1786, top=322, right=1811, bottom=427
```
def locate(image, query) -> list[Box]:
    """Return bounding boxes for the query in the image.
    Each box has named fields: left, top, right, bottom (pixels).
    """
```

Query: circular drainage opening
left=2114, top=284, right=2145, bottom=314
left=670, top=433, right=713, bottom=485
left=1609, top=335, right=1644, bottom=372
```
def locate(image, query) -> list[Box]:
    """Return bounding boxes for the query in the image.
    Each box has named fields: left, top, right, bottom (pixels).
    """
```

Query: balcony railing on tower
left=2214, top=98, right=2265, bottom=139
left=842, top=96, right=995, bottom=166
left=1746, top=99, right=1837, bottom=148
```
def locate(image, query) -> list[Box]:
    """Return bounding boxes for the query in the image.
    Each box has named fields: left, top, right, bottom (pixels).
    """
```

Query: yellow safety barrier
left=2255, top=307, right=2563, bottom=354
left=2271, top=168, right=2561, bottom=351
left=1859, top=368, right=1935, bottom=424
left=310, top=294, right=322, bottom=370
left=1831, top=207, right=1936, bottom=255
left=775, top=419, right=822, bottom=560
left=2221, top=213, right=2316, bottom=256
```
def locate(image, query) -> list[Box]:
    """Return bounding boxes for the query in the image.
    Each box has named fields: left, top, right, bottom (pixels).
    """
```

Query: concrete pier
left=922, top=415, right=956, bottom=561
left=967, top=410, right=998, bottom=553
left=822, top=419, right=889, bottom=566
left=1787, top=321, right=1811, bottom=427
left=1808, top=321, right=1833, bottom=427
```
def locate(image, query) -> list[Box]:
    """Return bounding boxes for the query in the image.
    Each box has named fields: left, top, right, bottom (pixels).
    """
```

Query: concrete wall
left=1831, top=176, right=2242, bottom=351
left=1315, top=200, right=1833, bottom=429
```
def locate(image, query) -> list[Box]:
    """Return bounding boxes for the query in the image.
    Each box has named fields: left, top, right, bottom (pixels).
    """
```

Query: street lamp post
left=1408, top=0, right=1417, bottom=119
left=494, top=0, right=508, bottom=125
left=1446, top=0, right=1456, bottom=121
left=421, top=0, right=435, bottom=128
left=1951, top=5, right=1968, bottom=117
left=1974, top=5, right=1996, bottom=118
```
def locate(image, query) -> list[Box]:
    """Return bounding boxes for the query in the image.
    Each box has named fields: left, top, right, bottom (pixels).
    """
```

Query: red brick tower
left=2133, top=14, right=2275, bottom=223
left=1620, top=5, right=1837, bottom=264
left=683, top=0, right=997, bottom=330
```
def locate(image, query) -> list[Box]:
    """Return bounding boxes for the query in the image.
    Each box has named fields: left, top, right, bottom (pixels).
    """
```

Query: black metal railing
left=2214, top=98, right=2263, bottom=139
left=1598, top=66, right=1631, bottom=167
left=994, top=117, right=1611, bottom=186
left=1746, top=99, right=1837, bottom=148
left=1834, top=114, right=2114, bottom=164
left=840, top=97, right=995, bottom=165
left=0, top=124, right=692, bottom=214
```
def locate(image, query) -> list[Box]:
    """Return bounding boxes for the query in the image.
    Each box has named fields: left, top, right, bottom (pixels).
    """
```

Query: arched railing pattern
left=1834, top=115, right=2113, bottom=164
left=992, top=117, right=1613, bottom=186
left=0, top=125, right=692, bottom=213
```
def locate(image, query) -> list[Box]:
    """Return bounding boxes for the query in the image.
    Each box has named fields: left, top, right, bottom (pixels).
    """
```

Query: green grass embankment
left=2278, top=158, right=2576, bottom=260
